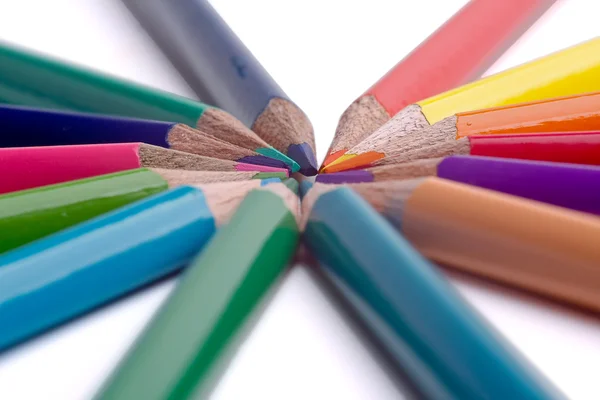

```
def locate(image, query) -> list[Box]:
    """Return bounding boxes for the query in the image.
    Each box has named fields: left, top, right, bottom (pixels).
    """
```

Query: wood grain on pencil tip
left=327, top=89, right=600, bottom=171
left=0, top=42, right=298, bottom=171
left=95, top=184, right=299, bottom=399
left=0, top=180, right=279, bottom=351
left=301, top=185, right=564, bottom=399
left=0, top=142, right=284, bottom=194
left=343, top=177, right=600, bottom=313
left=322, top=0, right=557, bottom=167
left=0, top=104, right=291, bottom=170
left=322, top=37, right=600, bottom=172
left=122, top=0, right=317, bottom=175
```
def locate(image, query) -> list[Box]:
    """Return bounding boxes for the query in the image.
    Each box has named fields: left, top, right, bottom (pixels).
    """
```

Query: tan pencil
left=311, top=177, right=600, bottom=312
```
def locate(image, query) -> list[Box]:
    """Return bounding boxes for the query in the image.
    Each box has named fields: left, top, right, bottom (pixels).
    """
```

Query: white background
left=0, top=0, right=599, bottom=399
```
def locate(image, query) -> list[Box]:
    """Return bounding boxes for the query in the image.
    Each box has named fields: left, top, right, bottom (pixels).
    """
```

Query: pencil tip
left=287, top=143, right=318, bottom=176
left=238, top=155, right=289, bottom=171
left=321, top=152, right=384, bottom=173
left=315, top=170, right=373, bottom=184
left=320, top=149, right=348, bottom=171
left=255, top=147, right=301, bottom=173
left=253, top=171, right=288, bottom=180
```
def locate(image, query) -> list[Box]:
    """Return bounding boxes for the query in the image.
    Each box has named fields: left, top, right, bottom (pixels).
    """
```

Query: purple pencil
left=317, top=155, right=600, bottom=215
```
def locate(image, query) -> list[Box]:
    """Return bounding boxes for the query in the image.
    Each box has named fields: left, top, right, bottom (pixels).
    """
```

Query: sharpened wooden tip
left=197, top=107, right=272, bottom=149
left=138, top=143, right=240, bottom=171
left=325, top=95, right=390, bottom=165
left=151, top=168, right=284, bottom=185
left=167, top=123, right=256, bottom=159
left=253, top=98, right=318, bottom=175
left=197, top=180, right=266, bottom=226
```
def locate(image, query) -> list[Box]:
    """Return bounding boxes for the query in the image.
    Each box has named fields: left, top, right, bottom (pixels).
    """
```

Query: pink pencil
left=0, top=142, right=287, bottom=194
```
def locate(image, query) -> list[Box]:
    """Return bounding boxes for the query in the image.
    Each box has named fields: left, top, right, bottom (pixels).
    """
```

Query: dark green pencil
left=95, top=183, right=299, bottom=400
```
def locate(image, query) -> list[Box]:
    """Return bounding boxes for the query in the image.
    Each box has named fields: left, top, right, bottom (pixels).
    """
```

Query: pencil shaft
left=469, top=131, right=600, bottom=165
left=0, top=104, right=176, bottom=148
left=0, top=41, right=209, bottom=126
left=122, top=0, right=286, bottom=128
left=369, top=0, right=555, bottom=117
left=96, top=189, right=298, bottom=400
left=438, top=155, right=600, bottom=215
left=304, top=188, right=563, bottom=399
left=0, top=169, right=167, bottom=254
left=0, top=186, right=217, bottom=351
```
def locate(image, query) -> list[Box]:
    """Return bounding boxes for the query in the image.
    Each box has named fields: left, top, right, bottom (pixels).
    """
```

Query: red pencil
left=0, top=142, right=287, bottom=194
left=468, top=131, right=600, bottom=165
left=322, top=0, right=557, bottom=168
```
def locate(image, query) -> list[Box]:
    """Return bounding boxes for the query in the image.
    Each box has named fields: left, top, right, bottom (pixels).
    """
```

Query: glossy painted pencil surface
left=325, top=37, right=600, bottom=172
left=302, top=186, right=563, bottom=399
left=0, top=186, right=218, bottom=351
left=324, top=0, right=555, bottom=166
left=0, top=104, right=293, bottom=170
left=437, top=156, right=600, bottom=215
left=469, top=131, right=600, bottom=165
left=0, top=169, right=167, bottom=254
left=123, top=0, right=317, bottom=175
left=0, top=143, right=282, bottom=194
left=96, top=186, right=299, bottom=400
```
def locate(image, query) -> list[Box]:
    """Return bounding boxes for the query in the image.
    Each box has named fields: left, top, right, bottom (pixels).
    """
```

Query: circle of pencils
left=3, top=1, right=599, bottom=399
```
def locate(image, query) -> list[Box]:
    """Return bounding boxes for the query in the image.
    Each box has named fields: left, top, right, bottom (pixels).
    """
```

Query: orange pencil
left=323, top=0, right=556, bottom=168
left=337, top=91, right=600, bottom=168
left=313, top=177, right=600, bottom=312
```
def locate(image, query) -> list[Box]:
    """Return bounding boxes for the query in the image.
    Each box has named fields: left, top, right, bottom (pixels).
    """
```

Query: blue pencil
left=0, top=104, right=293, bottom=169
left=302, top=186, right=565, bottom=399
left=123, top=0, right=318, bottom=175
left=0, top=180, right=279, bottom=351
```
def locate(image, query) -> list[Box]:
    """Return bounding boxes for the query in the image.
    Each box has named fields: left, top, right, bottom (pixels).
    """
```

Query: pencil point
left=321, top=152, right=384, bottom=173
left=316, top=170, right=373, bottom=184
left=256, top=147, right=301, bottom=173
left=253, top=171, right=288, bottom=180
left=320, top=149, right=348, bottom=171
left=238, top=155, right=289, bottom=171
left=287, top=143, right=318, bottom=176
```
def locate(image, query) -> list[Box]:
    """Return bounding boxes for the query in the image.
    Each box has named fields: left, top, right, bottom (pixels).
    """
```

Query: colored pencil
left=0, top=143, right=286, bottom=195
left=467, top=131, right=600, bottom=165
left=323, top=177, right=600, bottom=313
left=330, top=90, right=600, bottom=170
left=318, top=155, right=600, bottom=215
left=0, top=105, right=296, bottom=171
left=322, top=37, right=600, bottom=173
left=96, top=185, right=299, bottom=399
left=302, top=186, right=563, bottom=399
left=324, top=0, right=556, bottom=167
left=123, top=0, right=318, bottom=175
left=0, top=167, right=284, bottom=254
left=0, top=180, right=280, bottom=351
left=0, top=42, right=300, bottom=171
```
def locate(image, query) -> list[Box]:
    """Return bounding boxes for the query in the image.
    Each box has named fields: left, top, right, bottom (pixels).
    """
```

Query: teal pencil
left=95, top=183, right=299, bottom=400
left=302, top=185, right=565, bottom=399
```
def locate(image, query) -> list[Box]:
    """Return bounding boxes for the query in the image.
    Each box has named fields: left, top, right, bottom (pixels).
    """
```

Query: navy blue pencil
left=0, top=104, right=289, bottom=169
left=302, top=185, right=565, bottom=400
left=123, top=0, right=318, bottom=175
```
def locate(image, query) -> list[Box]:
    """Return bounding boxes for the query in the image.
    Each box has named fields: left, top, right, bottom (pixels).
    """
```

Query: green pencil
left=94, top=183, right=299, bottom=400
left=0, top=168, right=285, bottom=254
left=0, top=41, right=298, bottom=171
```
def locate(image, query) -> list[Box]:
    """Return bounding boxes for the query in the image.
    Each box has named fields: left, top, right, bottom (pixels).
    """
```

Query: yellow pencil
left=323, top=37, right=600, bottom=173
